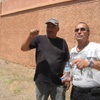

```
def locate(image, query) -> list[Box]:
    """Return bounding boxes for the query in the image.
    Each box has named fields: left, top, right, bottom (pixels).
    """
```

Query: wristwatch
left=89, top=59, right=94, bottom=68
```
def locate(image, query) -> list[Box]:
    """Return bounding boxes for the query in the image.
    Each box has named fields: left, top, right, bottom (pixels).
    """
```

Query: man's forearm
left=21, top=36, right=32, bottom=51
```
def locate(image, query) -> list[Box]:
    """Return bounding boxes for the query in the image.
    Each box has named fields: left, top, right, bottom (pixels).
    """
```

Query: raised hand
left=29, top=29, right=39, bottom=38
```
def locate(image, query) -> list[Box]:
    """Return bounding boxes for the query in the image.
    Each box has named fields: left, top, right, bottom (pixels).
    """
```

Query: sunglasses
left=75, top=27, right=88, bottom=32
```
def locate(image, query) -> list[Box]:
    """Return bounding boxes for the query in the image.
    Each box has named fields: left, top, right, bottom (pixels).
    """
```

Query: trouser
left=70, top=86, right=100, bottom=100
left=35, top=82, right=66, bottom=100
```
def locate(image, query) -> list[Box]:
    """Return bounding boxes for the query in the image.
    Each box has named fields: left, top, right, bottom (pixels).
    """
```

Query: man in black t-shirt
left=21, top=18, right=70, bottom=100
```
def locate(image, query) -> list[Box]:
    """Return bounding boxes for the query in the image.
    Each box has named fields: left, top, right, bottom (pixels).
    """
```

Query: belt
left=72, top=86, right=100, bottom=93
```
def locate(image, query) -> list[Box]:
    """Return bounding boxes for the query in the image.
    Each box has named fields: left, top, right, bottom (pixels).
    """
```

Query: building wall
left=0, top=0, right=100, bottom=67
left=1, top=0, right=72, bottom=15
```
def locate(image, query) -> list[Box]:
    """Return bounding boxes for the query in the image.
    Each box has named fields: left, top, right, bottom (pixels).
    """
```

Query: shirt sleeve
left=29, top=36, right=39, bottom=49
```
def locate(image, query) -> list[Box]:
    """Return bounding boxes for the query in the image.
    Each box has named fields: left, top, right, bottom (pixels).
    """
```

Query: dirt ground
left=0, top=58, right=71, bottom=100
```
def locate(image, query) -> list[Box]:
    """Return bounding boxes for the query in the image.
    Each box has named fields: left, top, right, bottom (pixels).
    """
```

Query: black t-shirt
left=29, top=35, right=70, bottom=85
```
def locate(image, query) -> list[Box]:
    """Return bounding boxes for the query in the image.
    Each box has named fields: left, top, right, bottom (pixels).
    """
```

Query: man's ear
left=57, top=27, right=59, bottom=31
left=87, top=32, right=90, bottom=39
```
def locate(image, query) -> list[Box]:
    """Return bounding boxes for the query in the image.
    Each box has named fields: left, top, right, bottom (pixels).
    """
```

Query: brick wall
left=0, top=0, right=100, bottom=67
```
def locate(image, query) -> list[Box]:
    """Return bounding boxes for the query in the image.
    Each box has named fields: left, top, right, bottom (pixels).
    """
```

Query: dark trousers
left=70, top=86, right=100, bottom=100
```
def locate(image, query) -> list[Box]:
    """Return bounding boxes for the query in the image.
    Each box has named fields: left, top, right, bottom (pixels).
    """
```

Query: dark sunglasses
left=75, top=27, right=87, bottom=32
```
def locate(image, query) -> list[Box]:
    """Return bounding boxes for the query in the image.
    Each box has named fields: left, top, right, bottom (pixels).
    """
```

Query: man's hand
left=61, top=73, right=71, bottom=83
left=60, top=73, right=71, bottom=90
left=72, top=58, right=89, bottom=69
left=30, top=29, right=39, bottom=38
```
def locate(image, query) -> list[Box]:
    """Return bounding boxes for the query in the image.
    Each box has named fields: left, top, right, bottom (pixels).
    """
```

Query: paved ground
left=0, top=58, right=71, bottom=100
